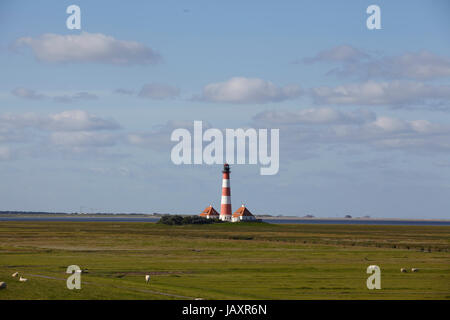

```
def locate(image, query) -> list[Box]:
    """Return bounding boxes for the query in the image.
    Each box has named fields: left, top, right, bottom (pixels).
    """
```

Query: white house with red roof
left=199, top=205, right=219, bottom=219
left=231, top=204, right=256, bottom=222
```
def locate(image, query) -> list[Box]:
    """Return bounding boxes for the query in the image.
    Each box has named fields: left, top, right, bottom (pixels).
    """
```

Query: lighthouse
left=220, top=163, right=232, bottom=221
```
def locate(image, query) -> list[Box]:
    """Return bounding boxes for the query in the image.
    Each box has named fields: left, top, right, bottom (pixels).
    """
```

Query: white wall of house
left=231, top=215, right=256, bottom=222
left=220, top=215, right=232, bottom=221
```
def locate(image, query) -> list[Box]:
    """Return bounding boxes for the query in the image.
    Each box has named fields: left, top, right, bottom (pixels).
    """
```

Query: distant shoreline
left=0, top=212, right=448, bottom=222
left=260, top=216, right=450, bottom=222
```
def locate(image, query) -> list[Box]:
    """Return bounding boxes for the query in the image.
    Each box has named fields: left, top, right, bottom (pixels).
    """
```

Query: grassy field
left=0, top=221, right=449, bottom=300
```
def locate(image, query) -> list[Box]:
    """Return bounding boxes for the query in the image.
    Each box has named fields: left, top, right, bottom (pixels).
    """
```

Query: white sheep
left=11, top=272, right=19, bottom=278
left=145, top=275, right=150, bottom=284
left=19, top=276, right=28, bottom=282
left=400, top=268, right=407, bottom=273
left=411, top=268, right=419, bottom=272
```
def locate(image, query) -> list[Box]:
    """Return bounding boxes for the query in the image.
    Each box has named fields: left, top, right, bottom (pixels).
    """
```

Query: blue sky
left=0, top=0, right=449, bottom=218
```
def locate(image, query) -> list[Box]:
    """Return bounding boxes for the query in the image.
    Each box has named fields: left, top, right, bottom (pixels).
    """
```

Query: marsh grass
left=0, top=222, right=448, bottom=299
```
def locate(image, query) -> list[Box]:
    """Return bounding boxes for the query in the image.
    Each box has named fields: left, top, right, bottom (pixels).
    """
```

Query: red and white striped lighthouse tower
left=220, top=163, right=232, bottom=221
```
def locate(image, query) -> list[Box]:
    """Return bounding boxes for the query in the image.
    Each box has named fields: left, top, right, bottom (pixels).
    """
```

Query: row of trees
left=158, top=215, right=224, bottom=225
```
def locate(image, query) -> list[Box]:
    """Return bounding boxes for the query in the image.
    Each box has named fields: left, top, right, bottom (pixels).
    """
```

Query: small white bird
left=12, top=272, right=19, bottom=278
left=19, top=276, right=28, bottom=282
left=411, top=268, right=419, bottom=272
left=400, top=268, right=407, bottom=273
left=145, top=275, right=150, bottom=284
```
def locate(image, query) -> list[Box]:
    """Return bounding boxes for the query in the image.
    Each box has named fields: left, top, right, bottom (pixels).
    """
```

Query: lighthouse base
left=219, top=215, right=232, bottom=222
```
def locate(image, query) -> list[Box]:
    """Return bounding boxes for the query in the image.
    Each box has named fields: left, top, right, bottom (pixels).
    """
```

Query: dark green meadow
left=0, top=221, right=449, bottom=299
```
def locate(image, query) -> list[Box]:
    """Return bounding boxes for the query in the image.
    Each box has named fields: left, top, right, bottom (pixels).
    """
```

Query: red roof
left=232, top=205, right=254, bottom=218
left=200, top=205, right=219, bottom=217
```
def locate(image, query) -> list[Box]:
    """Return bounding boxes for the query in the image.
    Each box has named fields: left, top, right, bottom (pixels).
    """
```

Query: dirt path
left=28, top=273, right=197, bottom=299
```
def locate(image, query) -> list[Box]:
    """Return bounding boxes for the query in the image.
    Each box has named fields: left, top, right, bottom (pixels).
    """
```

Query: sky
left=0, top=0, right=449, bottom=218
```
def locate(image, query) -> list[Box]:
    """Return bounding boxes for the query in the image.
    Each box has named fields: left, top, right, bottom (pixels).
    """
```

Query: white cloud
left=306, top=47, right=450, bottom=80
left=344, top=118, right=450, bottom=152
left=254, top=107, right=450, bottom=153
left=47, top=110, right=120, bottom=131
left=0, top=146, right=11, bottom=160
left=253, top=108, right=375, bottom=125
left=379, top=51, right=450, bottom=80
left=311, top=81, right=450, bottom=107
left=195, top=77, right=302, bottom=104
left=11, top=87, right=46, bottom=100
left=0, top=110, right=120, bottom=132
left=138, top=83, right=180, bottom=99
left=368, top=117, right=411, bottom=133
left=114, top=88, right=134, bottom=95
left=15, top=32, right=162, bottom=65
left=303, top=45, right=369, bottom=64
left=50, top=131, right=118, bottom=147
left=53, top=92, right=98, bottom=103
left=11, top=87, right=99, bottom=103
left=0, top=110, right=128, bottom=160
left=128, top=120, right=212, bottom=151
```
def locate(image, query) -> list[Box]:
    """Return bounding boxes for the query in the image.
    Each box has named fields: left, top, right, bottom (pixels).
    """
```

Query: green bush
left=158, top=215, right=224, bottom=225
